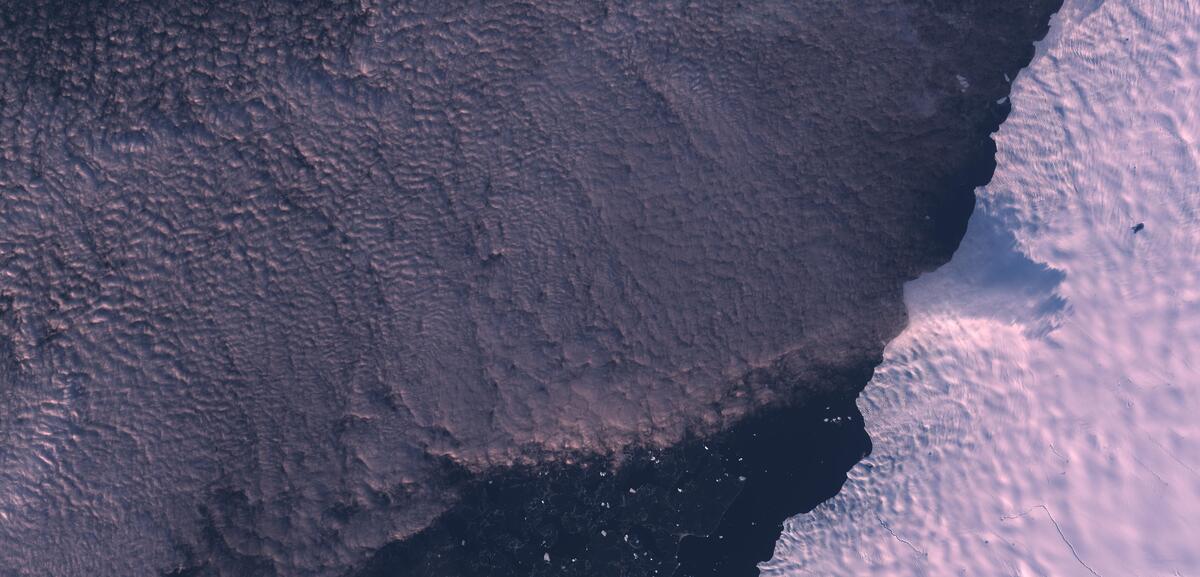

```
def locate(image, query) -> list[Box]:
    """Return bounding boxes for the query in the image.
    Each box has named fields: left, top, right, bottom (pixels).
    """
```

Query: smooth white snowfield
left=766, top=1, right=1200, bottom=576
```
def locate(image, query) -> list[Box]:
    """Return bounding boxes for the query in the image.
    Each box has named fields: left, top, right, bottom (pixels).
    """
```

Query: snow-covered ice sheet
left=765, top=1, right=1200, bottom=575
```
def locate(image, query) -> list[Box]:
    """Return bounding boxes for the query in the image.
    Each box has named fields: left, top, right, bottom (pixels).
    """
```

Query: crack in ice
left=1002, top=505, right=1101, bottom=577
left=875, top=515, right=927, bottom=559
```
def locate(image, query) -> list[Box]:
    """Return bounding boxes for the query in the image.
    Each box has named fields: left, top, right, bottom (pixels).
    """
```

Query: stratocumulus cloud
left=0, top=1, right=1059, bottom=575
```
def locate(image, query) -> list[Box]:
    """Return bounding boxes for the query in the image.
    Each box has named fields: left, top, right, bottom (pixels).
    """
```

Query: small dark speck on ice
left=1132, top=222, right=1145, bottom=234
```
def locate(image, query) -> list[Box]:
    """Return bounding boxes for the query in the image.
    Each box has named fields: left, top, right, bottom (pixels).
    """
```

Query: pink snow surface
left=766, top=2, right=1200, bottom=575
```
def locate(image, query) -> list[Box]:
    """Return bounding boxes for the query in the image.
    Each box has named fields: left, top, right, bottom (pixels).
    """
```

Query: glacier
left=766, top=1, right=1200, bottom=575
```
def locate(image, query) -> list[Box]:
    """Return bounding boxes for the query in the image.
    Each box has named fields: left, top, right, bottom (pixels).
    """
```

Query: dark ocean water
left=0, top=1, right=1059, bottom=575
left=354, top=384, right=870, bottom=577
